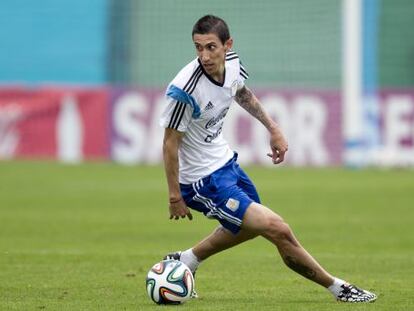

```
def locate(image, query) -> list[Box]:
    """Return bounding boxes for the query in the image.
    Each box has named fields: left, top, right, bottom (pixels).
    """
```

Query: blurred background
left=0, top=0, right=413, bottom=167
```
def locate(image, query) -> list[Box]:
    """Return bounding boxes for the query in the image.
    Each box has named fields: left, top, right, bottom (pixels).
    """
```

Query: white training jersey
left=160, top=51, right=249, bottom=184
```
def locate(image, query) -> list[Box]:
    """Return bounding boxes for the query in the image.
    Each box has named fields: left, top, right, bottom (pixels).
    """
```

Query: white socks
left=180, top=249, right=201, bottom=273
left=328, top=277, right=347, bottom=298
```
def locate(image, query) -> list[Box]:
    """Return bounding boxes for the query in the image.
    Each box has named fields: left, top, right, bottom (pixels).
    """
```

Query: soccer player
left=160, top=15, right=377, bottom=303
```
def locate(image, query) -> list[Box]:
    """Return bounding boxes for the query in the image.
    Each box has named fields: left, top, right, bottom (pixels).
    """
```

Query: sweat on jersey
left=160, top=51, right=249, bottom=184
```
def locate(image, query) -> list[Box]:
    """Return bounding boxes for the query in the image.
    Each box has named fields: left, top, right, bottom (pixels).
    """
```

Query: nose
left=200, top=51, right=210, bottom=63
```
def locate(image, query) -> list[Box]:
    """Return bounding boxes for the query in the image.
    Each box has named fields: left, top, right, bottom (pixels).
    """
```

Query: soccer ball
left=146, top=259, right=195, bottom=304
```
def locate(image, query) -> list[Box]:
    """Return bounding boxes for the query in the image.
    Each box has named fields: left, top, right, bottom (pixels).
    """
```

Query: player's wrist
left=268, top=123, right=281, bottom=135
left=169, top=197, right=183, bottom=204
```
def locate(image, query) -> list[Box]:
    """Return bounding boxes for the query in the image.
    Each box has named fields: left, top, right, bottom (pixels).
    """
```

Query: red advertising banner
left=1, top=86, right=413, bottom=166
left=0, top=87, right=109, bottom=161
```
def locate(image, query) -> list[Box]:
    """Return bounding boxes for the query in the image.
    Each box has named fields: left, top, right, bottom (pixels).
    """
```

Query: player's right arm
left=162, top=128, right=193, bottom=221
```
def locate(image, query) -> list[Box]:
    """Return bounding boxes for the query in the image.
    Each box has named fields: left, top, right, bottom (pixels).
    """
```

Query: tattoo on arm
left=234, top=86, right=275, bottom=131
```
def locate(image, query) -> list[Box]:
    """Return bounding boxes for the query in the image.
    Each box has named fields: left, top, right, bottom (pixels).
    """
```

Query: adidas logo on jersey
left=205, top=101, right=214, bottom=111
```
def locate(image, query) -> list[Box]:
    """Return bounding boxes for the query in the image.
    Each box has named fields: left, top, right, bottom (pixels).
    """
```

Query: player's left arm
left=235, top=86, right=288, bottom=164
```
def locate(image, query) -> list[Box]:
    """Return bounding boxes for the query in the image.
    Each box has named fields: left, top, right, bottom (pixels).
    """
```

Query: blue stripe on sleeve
left=166, top=84, right=201, bottom=119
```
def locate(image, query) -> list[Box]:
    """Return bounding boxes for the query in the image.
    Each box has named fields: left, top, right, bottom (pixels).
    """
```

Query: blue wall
left=0, top=0, right=108, bottom=84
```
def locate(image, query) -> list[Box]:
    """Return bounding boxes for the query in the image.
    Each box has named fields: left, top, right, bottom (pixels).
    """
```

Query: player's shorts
left=180, top=153, right=261, bottom=234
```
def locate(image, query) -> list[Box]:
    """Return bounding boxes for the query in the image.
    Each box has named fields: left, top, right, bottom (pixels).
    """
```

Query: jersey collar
left=197, top=58, right=226, bottom=87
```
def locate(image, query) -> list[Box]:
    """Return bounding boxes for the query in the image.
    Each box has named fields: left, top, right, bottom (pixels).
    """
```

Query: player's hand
left=169, top=198, right=193, bottom=221
left=267, top=128, right=288, bottom=164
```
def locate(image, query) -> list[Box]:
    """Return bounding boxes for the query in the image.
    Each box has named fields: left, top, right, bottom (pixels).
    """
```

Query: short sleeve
left=239, top=61, right=249, bottom=81
left=159, top=97, right=193, bottom=132
left=237, top=61, right=249, bottom=90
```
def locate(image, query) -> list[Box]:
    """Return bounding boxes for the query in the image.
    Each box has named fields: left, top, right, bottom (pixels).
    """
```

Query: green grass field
left=1, top=161, right=413, bottom=310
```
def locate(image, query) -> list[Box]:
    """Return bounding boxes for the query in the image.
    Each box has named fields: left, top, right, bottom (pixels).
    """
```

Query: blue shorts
left=180, top=153, right=261, bottom=234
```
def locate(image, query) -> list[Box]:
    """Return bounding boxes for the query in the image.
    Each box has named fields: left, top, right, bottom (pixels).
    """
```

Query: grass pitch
left=0, top=161, right=413, bottom=310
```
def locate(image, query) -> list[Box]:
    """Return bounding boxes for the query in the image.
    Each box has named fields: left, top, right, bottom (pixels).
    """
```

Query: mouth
left=203, top=63, right=214, bottom=70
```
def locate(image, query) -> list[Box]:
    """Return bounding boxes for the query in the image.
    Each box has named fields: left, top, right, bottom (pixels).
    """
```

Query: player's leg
left=232, top=164, right=335, bottom=286
left=169, top=203, right=332, bottom=286
left=241, top=202, right=334, bottom=287
left=241, top=202, right=377, bottom=302
left=163, top=225, right=256, bottom=299
left=164, top=226, right=256, bottom=272
left=192, top=225, right=257, bottom=260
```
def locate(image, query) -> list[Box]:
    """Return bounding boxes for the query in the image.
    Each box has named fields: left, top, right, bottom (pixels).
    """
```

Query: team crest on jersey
left=226, top=198, right=240, bottom=212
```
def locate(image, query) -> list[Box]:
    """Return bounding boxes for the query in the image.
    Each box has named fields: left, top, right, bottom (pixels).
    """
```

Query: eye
left=207, top=44, right=216, bottom=51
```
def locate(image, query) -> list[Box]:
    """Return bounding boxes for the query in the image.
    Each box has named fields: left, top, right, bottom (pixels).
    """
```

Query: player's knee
left=243, top=203, right=293, bottom=242
left=264, top=216, right=294, bottom=243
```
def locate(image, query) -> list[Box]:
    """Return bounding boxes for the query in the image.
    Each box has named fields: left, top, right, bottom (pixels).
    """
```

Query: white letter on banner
left=57, top=95, right=83, bottom=163
left=145, top=95, right=165, bottom=164
left=0, top=105, right=22, bottom=159
left=112, top=93, right=149, bottom=164
left=254, top=95, right=290, bottom=166
left=385, top=95, right=413, bottom=152
left=223, top=104, right=254, bottom=164
left=292, top=96, right=329, bottom=166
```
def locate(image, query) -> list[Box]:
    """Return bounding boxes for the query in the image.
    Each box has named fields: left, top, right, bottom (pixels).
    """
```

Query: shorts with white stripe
left=180, top=153, right=260, bottom=234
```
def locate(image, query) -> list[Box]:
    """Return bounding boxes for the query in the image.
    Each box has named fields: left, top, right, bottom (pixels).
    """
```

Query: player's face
left=193, top=33, right=233, bottom=80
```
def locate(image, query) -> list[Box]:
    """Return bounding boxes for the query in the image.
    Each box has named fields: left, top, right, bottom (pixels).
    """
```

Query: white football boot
left=336, top=283, right=377, bottom=303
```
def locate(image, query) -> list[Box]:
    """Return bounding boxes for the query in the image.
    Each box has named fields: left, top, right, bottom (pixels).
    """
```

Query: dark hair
left=192, top=15, right=230, bottom=44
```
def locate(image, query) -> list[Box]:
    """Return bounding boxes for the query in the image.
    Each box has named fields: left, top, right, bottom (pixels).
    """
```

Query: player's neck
left=210, top=64, right=225, bottom=84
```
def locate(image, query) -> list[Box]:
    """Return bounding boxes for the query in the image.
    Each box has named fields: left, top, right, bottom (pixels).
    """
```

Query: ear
left=224, top=37, right=233, bottom=52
